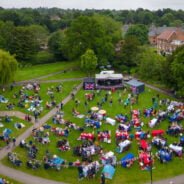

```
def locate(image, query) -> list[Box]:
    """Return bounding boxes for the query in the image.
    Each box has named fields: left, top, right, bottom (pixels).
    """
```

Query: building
left=157, top=29, right=184, bottom=55
left=95, top=71, right=123, bottom=89
left=148, top=25, right=176, bottom=45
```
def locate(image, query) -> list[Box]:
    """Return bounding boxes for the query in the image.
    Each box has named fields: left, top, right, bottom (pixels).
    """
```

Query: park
left=0, top=62, right=183, bottom=184
left=0, top=4, right=184, bottom=184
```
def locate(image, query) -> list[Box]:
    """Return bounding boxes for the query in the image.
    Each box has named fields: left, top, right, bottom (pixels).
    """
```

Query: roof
left=96, top=73, right=123, bottom=80
left=157, top=29, right=184, bottom=41
left=148, top=26, right=176, bottom=37
left=157, top=30, right=176, bottom=40
left=126, top=79, right=144, bottom=87
left=176, top=32, right=184, bottom=41
left=83, top=77, right=95, bottom=83
left=100, top=70, right=114, bottom=74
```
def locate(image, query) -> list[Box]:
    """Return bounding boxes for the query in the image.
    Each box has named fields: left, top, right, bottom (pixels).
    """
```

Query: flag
left=85, top=83, right=94, bottom=90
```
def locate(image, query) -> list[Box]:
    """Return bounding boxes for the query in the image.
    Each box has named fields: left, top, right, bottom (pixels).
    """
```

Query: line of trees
left=0, top=7, right=183, bottom=97
left=0, top=8, right=183, bottom=30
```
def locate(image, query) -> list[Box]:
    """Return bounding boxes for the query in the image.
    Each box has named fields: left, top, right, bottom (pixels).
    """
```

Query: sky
left=0, top=0, right=184, bottom=10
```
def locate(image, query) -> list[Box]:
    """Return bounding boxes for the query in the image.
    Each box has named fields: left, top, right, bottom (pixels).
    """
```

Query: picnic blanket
left=152, top=130, right=164, bottom=137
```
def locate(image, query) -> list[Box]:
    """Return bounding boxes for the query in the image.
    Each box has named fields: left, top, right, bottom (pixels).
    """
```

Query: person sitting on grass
left=72, top=108, right=80, bottom=116
left=5, top=115, right=11, bottom=123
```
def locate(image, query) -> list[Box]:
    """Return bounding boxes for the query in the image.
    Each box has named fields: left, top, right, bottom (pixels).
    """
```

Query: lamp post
left=150, top=148, right=153, bottom=184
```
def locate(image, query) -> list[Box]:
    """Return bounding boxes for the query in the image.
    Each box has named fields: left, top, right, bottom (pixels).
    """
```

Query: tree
left=170, top=47, right=184, bottom=97
left=125, top=24, right=148, bottom=45
left=162, top=45, right=184, bottom=95
left=160, top=13, right=174, bottom=26
left=8, top=26, right=38, bottom=62
left=0, top=21, right=15, bottom=50
left=28, top=25, right=49, bottom=50
left=48, top=30, right=66, bottom=60
left=81, top=49, right=97, bottom=76
left=64, top=15, right=121, bottom=65
left=0, top=49, right=18, bottom=85
left=116, top=36, right=140, bottom=69
left=137, top=48, right=165, bottom=81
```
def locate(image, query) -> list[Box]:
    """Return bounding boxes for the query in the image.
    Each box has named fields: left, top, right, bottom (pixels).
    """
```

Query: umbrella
left=91, top=106, right=99, bottom=111
left=98, top=110, right=106, bottom=115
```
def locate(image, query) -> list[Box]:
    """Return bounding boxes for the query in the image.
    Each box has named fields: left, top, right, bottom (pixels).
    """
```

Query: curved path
left=0, top=82, right=82, bottom=183
left=151, top=175, right=184, bottom=184
left=0, top=164, right=66, bottom=184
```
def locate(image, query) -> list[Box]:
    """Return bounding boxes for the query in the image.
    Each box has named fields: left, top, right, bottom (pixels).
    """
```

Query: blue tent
left=102, top=164, right=115, bottom=179
left=126, top=79, right=145, bottom=94
left=121, top=153, right=135, bottom=168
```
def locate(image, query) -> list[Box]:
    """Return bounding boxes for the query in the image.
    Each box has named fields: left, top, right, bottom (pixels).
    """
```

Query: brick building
left=157, top=29, right=184, bottom=55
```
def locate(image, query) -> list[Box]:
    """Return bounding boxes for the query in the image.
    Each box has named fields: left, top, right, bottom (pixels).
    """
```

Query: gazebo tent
left=83, top=78, right=95, bottom=90
left=102, top=164, right=115, bottom=179
left=126, top=79, right=145, bottom=94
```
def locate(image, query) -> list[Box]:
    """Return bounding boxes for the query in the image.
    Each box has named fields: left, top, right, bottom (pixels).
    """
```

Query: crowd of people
left=2, top=85, right=184, bottom=183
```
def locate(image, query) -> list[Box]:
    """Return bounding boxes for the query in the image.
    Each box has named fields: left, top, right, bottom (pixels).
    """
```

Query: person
left=6, top=139, right=10, bottom=149
left=60, top=102, right=63, bottom=110
left=12, top=137, right=16, bottom=146
left=100, top=173, right=105, bottom=184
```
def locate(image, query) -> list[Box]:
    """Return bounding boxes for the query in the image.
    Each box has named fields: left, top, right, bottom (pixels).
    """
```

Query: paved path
left=0, top=111, right=34, bottom=123
left=146, top=175, right=184, bottom=184
left=0, top=83, right=82, bottom=183
left=15, top=77, right=83, bottom=86
left=0, top=164, right=66, bottom=184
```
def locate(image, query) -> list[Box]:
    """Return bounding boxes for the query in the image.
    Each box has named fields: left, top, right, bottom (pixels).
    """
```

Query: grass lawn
left=14, top=61, right=79, bottom=81
left=0, top=117, right=32, bottom=148
left=0, top=81, right=81, bottom=117
left=2, top=87, right=184, bottom=184
left=0, top=174, right=23, bottom=184
left=41, top=69, right=87, bottom=80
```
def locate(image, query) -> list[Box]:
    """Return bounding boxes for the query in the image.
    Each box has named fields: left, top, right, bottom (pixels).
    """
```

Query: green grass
left=2, top=87, right=184, bottom=184
left=41, top=69, right=87, bottom=80
left=0, top=81, right=81, bottom=117
left=0, top=174, right=23, bottom=184
left=15, top=61, right=79, bottom=81
left=0, top=117, right=32, bottom=148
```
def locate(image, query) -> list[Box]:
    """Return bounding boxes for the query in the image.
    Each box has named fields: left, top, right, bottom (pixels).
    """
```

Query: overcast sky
left=0, top=0, right=184, bottom=10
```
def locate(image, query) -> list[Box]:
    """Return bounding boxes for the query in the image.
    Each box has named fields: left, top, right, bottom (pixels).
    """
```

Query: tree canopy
left=64, top=15, right=121, bottom=65
left=8, top=26, right=38, bottom=62
left=137, top=47, right=165, bottom=81
left=81, top=49, right=98, bottom=76
left=0, top=49, right=18, bottom=84
left=125, top=24, right=148, bottom=45
left=48, top=30, right=66, bottom=60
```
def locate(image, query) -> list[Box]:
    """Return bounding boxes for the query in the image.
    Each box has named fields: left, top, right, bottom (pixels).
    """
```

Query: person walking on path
left=12, top=137, right=16, bottom=147
left=6, top=139, right=10, bottom=149
left=60, top=102, right=63, bottom=110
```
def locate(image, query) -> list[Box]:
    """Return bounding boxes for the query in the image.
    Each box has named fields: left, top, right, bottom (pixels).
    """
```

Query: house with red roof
left=157, top=29, right=184, bottom=55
